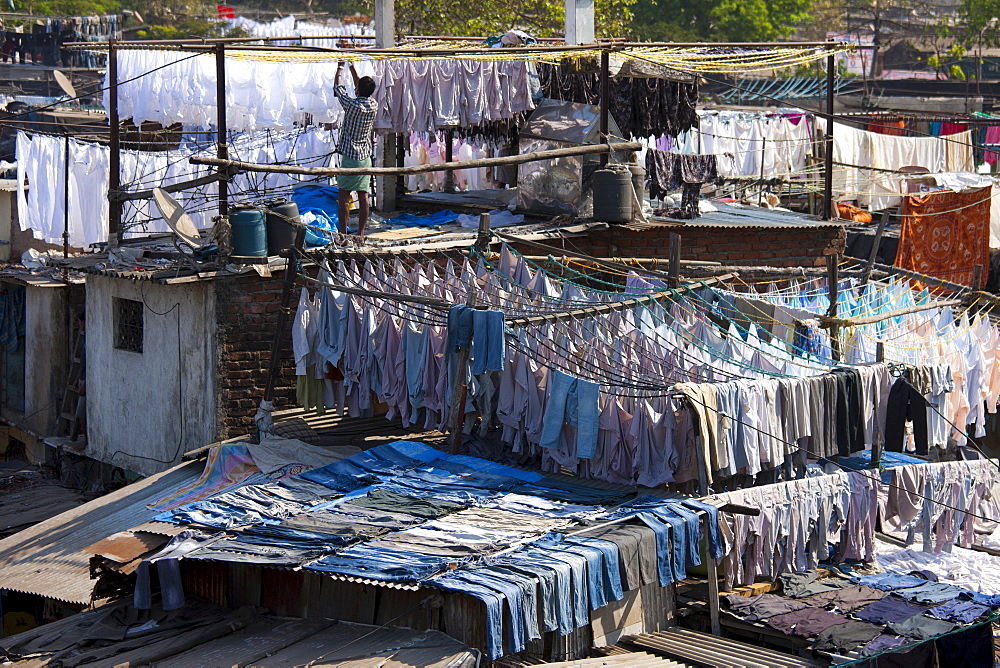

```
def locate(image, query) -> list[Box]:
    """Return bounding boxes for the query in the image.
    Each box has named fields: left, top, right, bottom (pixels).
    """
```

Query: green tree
left=629, top=0, right=812, bottom=42
left=383, top=0, right=635, bottom=38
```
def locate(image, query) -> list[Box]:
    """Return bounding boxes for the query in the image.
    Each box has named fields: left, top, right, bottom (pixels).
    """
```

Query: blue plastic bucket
left=229, top=206, right=267, bottom=257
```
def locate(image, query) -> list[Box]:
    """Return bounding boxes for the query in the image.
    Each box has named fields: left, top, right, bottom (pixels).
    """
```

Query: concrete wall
left=24, top=284, right=71, bottom=437
left=86, top=275, right=217, bottom=476
left=0, top=282, right=73, bottom=462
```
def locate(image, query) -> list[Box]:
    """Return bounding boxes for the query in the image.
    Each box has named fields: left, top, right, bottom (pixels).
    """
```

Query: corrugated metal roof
left=630, top=202, right=846, bottom=230
left=0, top=460, right=203, bottom=604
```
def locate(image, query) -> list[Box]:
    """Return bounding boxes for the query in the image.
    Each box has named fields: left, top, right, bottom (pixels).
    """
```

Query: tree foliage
left=385, top=0, right=635, bottom=38
left=629, top=0, right=812, bottom=42
left=958, top=0, right=1000, bottom=48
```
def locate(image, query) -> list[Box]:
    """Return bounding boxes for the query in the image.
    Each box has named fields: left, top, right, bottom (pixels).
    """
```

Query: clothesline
left=288, top=248, right=1000, bottom=492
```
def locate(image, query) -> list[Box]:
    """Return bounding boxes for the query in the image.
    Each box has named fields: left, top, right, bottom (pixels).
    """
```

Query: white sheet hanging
left=105, top=51, right=535, bottom=132
left=16, top=127, right=338, bottom=246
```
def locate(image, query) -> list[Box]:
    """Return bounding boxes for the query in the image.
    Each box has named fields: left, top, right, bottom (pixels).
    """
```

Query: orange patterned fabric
left=894, top=186, right=991, bottom=288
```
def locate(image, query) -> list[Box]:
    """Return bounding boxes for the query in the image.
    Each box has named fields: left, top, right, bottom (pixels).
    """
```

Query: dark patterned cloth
left=537, top=64, right=699, bottom=138
left=645, top=150, right=718, bottom=219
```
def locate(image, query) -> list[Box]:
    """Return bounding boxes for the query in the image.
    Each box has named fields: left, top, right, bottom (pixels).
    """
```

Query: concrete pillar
left=374, top=0, right=397, bottom=213
left=374, top=0, right=393, bottom=48
left=565, top=0, right=595, bottom=45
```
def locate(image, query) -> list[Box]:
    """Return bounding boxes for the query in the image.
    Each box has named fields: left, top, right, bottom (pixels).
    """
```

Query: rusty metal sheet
left=85, top=531, right=169, bottom=563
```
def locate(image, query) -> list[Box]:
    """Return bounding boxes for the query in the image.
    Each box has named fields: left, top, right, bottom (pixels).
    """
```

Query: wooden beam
left=823, top=298, right=965, bottom=327
left=506, top=274, right=736, bottom=329
left=189, top=142, right=642, bottom=177
left=112, top=172, right=226, bottom=202
left=860, top=210, right=891, bottom=286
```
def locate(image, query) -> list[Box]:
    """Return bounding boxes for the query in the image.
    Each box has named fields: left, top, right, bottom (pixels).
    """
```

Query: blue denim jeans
left=568, top=536, right=624, bottom=604
left=306, top=545, right=457, bottom=582
left=496, top=561, right=559, bottom=634
left=856, top=573, right=929, bottom=591
left=434, top=575, right=504, bottom=659
left=522, top=547, right=590, bottom=628
left=658, top=503, right=702, bottom=568
left=614, top=511, right=678, bottom=586
left=448, top=571, right=527, bottom=654
left=471, top=309, right=506, bottom=374
left=502, top=556, right=573, bottom=636
left=482, top=566, right=541, bottom=642
left=559, top=542, right=608, bottom=611
left=539, top=369, right=600, bottom=459
left=447, top=304, right=474, bottom=351
left=682, top=498, right=725, bottom=558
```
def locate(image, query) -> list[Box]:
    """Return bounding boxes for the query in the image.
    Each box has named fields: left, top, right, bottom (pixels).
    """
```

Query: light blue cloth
left=403, top=324, right=428, bottom=424
left=316, top=285, right=348, bottom=367
left=539, top=369, right=600, bottom=459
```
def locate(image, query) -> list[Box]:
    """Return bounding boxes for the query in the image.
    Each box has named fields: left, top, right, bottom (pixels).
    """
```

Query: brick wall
left=565, top=224, right=846, bottom=267
left=213, top=268, right=311, bottom=440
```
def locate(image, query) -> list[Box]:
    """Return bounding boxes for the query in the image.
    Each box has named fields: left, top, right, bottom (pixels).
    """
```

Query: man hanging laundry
left=333, top=61, right=378, bottom=241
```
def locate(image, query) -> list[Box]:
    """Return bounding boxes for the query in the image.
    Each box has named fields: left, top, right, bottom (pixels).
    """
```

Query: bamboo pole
left=189, top=142, right=641, bottom=177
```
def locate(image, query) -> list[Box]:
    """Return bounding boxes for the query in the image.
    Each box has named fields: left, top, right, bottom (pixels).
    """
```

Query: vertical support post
left=475, top=213, right=492, bottom=255
left=261, top=228, right=306, bottom=406
left=827, top=253, right=841, bottom=363
left=823, top=47, right=835, bottom=220
left=668, top=232, right=681, bottom=289
left=860, top=209, right=891, bottom=285
left=107, top=38, right=120, bottom=247
left=374, top=0, right=394, bottom=48
left=215, top=43, right=228, bottom=218
left=704, top=513, right=721, bottom=636
left=448, top=280, right=478, bottom=455
left=973, top=263, right=984, bottom=290
left=599, top=48, right=610, bottom=166
left=374, top=0, right=397, bottom=213
left=758, top=137, right=766, bottom=205
left=62, top=134, right=70, bottom=259
left=395, top=133, right=406, bottom=195
left=444, top=129, right=455, bottom=192
left=564, top=0, right=595, bottom=45
left=871, top=342, right=884, bottom=469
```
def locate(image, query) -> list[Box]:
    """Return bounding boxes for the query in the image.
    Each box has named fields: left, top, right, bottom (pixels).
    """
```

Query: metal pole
left=668, top=233, right=681, bottom=289
left=823, top=48, right=835, bottom=220
left=599, top=48, right=610, bottom=167
left=443, top=129, right=455, bottom=192
left=827, top=253, right=841, bottom=362
left=261, top=229, right=306, bottom=405
left=108, top=38, right=120, bottom=247
left=62, top=134, right=69, bottom=259
left=758, top=137, right=766, bottom=206
left=860, top=210, right=891, bottom=285
left=215, top=43, right=228, bottom=217
left=705, top=518, right=721, bottom=636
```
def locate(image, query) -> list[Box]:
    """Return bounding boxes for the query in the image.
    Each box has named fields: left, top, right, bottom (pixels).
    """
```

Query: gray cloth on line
left=802, top=584, right=888, bottom=613
left=723, top=593, right=811, bottom=622
left=888, top=615, right=956, bottom=640
left=812, top=620, right=884, bottom=653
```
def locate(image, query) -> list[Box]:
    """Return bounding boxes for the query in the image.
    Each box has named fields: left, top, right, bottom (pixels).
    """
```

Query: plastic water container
left=627, top=164, right=646, bottom=202
left=264, top=200, right=299, bottom=256
left=592, top=165, right=633, bottom=223
left=229, top=206, right=267, bottom=257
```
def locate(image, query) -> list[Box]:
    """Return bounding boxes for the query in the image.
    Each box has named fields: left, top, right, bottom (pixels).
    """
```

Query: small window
left=114, top=298, right=143, bottom=353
